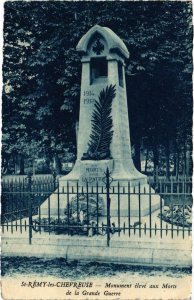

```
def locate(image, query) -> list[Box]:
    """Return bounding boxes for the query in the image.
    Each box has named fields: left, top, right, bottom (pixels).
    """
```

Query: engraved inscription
left=81, top=177, right=104, bottom=183
left=81, top=167, right=105, bottom=183
left=83, top=98, right=96, bottom=104
left=83, top=90, right=95, bottom=97
left=83, top=90, right=96, bottom=105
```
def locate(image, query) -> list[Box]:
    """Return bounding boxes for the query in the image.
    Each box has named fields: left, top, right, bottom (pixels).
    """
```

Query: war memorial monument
left=41, top=25, right=161, bottom=217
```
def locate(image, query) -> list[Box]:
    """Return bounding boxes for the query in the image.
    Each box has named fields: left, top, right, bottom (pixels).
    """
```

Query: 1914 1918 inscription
left=83, top=90, right=96, bottom=105
left=84, top=90, right=95, bottom=96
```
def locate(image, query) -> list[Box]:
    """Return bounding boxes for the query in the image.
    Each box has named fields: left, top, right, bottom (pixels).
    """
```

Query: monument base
left=40, top=159, right=162, bottom=218
left=40, top=184, right=162, bottom=218
left=104, top=193, right=162, bottom=217
left=59, top=159, right=147, bottom=187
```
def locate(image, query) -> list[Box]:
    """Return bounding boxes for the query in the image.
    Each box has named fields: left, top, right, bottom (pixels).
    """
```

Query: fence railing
left=148, top=176, right=192, bottom=194
left=1, top=170, right=192, bottom=246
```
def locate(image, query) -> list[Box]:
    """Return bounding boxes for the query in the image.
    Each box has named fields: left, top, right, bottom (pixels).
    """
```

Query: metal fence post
left=27, top=172, right=33, bottom=244
left=106, top=168, right=111, bottom=247
left=53, top=170, right=56, bottom=190
left=53, top=170, right=60, bottom=222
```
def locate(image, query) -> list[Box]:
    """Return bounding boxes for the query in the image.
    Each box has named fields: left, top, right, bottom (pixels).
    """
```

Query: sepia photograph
left=1, top=1, right=193, bottom=299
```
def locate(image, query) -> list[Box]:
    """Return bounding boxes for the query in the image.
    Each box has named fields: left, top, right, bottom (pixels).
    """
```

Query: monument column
left=108, top=59, right=122, bottom=159
left=59, top=24, right=148, bottom=186
left=77, top=59, right=91, bottom=159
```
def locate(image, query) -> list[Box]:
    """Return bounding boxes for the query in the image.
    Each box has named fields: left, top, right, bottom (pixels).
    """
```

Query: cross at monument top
left=76, top=25, right=129, bottom=59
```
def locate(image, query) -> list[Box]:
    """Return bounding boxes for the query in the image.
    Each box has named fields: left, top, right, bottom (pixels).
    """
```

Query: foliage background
left=2, top=1, right=193, bottom=176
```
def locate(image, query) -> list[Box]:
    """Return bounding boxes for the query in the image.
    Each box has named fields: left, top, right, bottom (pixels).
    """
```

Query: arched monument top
left=76, top=25, right=129, bottom=59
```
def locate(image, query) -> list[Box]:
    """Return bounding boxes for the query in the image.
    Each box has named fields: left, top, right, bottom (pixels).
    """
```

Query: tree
left=2, top=1, right=192, bottom=176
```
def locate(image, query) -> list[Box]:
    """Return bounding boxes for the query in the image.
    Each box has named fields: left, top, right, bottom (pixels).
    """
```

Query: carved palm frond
left=82, top=84, right=116, bottom=160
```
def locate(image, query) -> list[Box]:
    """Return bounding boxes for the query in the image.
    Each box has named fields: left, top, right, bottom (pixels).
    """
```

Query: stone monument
left=60, top=25, right=147, bottom=187
left=41, top=25, right=161, bottom=217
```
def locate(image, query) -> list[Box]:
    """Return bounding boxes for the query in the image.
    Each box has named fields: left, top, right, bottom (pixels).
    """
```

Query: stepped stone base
left=40, top=185, right=162, bottom=218
left=108, top=192, right=162, bottom=217
left=40, top=159, right=162, bottom=217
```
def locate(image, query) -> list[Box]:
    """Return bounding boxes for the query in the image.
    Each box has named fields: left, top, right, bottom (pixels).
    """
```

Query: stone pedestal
left=59, top=159, right=147, bottom=187
left=40, top=183, right=161, bottom=218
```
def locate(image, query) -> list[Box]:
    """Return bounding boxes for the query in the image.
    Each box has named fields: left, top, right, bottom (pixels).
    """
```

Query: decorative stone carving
left=81, top=84, right=116, bottom=160
left=92, top=37, right=104, bottom=55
